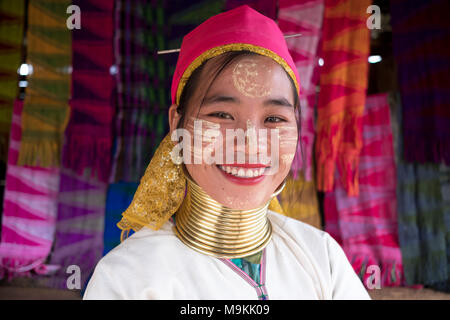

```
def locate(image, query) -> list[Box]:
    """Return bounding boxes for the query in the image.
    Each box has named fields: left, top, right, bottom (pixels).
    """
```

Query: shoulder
left=94, top=221, right=186, bottom=276
left=84, top=221, right=187, bottom=299
left=268, top=210, right=370, bottom=299
left=267, top=210, right=341, bottom=277
left=268, top=210, right=331, bottom=248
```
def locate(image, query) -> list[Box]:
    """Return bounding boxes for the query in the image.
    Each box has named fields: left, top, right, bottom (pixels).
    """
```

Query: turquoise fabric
left=172, top=214, right=263, bottom=283
left=230, top=257, right=261, bottom=284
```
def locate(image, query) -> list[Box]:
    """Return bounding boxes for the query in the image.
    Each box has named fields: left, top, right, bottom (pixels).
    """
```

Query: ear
left=168, top=104, right=181, bottom=133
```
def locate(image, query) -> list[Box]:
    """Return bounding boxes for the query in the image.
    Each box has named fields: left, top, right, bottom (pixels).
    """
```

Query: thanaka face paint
left=232, top=59, right=272, bottom=98
left=173, top=117, right=283, bottom=168
left=186, top=117, right=222, bottom=165
left=277, top=126, right=298, bottom=166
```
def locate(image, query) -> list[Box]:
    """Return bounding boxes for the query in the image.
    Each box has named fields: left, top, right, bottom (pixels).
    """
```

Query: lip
left=216, top=165, right=267, bottom=185
left=220, top=163, right=270, bottom=168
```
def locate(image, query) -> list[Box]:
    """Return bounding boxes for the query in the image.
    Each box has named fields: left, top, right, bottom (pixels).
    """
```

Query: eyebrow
left=202, top=94, right=240, bottom=106
left=202, top=94, right=294, bottom=108
left=263, top=97, right=294, bottom=108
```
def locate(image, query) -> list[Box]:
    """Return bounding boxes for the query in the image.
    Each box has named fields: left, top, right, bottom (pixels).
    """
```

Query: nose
left=231, top=118, right=268, bottom=163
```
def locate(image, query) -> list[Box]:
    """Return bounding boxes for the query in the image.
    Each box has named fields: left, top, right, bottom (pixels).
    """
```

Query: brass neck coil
left=174, top=173, right=274, bottom=259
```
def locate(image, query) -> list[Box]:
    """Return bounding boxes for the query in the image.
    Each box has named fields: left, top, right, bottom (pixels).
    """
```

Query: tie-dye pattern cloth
left=325, top=93, right=405, bottom=288
left=315, top=0, right=371, bottom=196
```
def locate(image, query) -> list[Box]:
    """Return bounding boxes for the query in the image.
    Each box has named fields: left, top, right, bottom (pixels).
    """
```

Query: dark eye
left=208, top=112, right=234, bottom=120
left=265, top=116, right=286, bottom=123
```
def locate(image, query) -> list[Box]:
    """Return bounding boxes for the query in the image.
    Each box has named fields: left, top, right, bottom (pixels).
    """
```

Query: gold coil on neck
left=173, top=169, right=280, bottom=259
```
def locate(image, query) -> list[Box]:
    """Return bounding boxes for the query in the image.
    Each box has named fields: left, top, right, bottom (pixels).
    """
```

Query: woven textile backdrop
left=1, top=0, right=449, bottom=296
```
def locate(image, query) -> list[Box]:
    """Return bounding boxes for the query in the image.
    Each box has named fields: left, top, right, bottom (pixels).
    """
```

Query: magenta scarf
left=62, top=0, right=115, bottom=183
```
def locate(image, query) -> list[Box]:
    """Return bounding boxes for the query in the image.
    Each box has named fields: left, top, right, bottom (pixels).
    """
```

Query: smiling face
left=169, top=53, right=298, bottom=210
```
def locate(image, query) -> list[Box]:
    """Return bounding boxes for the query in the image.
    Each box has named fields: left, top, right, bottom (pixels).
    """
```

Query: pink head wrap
left=170, top=5, right=301, bottom=105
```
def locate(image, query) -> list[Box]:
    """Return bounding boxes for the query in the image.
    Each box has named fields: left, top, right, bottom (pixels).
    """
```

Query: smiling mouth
left=217, top=165, right=269, bottom=178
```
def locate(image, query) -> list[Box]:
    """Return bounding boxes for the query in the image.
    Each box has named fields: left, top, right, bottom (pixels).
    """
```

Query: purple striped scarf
left=37, top=168, right=107, bottom=289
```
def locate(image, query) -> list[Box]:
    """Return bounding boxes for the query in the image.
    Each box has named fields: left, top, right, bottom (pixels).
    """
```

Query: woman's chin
left=211, top=191, right=270, bottom=210
left=209, top=180, right=272, bottom=210
left=186, top=163, right=279, bottom=210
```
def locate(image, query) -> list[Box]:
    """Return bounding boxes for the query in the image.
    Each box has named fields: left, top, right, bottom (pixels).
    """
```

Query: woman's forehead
left=203, top=54, right=294, bottom=100
left=208, top=53, right=282, bottom=77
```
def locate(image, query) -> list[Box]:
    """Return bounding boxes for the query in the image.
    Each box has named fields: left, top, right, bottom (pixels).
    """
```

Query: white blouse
left=83, top=210, right=371, bottom=300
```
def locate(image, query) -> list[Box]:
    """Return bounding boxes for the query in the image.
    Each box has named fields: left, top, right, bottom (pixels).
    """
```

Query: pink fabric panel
left=0, top=100, right=59, bottom=280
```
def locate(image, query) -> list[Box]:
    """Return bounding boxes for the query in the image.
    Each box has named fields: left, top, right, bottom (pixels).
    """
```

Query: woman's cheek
left=183, top=117, right=298, bottom=170
left=185, top=117, right=223, bottom=164
left=277, top=126, right=298, bottom=169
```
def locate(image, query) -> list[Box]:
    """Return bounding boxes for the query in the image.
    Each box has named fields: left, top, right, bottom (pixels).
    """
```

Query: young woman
left=83, top=5, right=370, bottom=300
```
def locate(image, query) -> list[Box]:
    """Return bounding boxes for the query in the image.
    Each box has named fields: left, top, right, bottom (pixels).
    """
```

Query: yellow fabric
left=18, top=0, right=72, bottom=167
left=278, top=172, right=322, bottom=230
left=268, top=196, right=284, bottom=215
left=117, top=134, right=186, bottom=235
left=0, top=0, right=25, bottom=163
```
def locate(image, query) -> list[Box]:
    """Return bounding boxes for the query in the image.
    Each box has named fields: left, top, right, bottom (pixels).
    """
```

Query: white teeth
left=218, top=166, right=267, bottom=178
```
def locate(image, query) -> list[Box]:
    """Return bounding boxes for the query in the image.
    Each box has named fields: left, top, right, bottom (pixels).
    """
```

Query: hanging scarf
left=110, top=0, right=172, bottom=182
left=315, top=0, right=371, bottom=196
left=0, top=0, right=25, bottom=163
left=278, top=0, right=324, bottom=182
left=18, top=0, right=72, bottom=167
left=429, top=164, right=450, bottom=292
left=0, top=100, right=59, bottom=280
left=391, top=93, right=450, bottom=289
left=391, top=0, right=450, bottom=165
left=33, top=0, right=114, bottom=290
left=324, top=93, right=405, bottom=288
left=32, top=167, right=108, bottom=289
left=62, top=0, right=115, bottom=182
